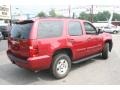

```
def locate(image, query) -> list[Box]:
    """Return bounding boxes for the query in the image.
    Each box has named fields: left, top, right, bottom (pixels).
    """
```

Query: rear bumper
left=7, top=51, right=51, bottom=71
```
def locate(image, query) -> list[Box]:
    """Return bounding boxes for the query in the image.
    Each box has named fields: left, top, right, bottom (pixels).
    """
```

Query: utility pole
left=68, top=5, right=71, bottom=17
left=90, top=5, right=94, bottom=23
left=10, top=4, right=12, bottom=26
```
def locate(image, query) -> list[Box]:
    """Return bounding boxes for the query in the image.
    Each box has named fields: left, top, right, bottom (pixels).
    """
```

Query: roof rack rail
left=35, top=16, right=74, bottom=19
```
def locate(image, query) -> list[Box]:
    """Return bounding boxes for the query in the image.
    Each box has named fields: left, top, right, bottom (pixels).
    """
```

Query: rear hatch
left=8, top=20, right=34, bottom=59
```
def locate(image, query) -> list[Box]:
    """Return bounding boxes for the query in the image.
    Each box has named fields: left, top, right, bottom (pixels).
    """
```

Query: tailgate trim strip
left=7, top=52, right=28, bottom=64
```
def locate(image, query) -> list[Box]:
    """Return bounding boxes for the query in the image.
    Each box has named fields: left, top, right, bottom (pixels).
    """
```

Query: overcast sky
left=1, top=0, right=120, bottom=17
left=1, top=0, right=120, bottom=5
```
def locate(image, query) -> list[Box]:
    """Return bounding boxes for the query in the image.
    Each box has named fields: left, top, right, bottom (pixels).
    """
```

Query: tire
left=102, top=43, right=109, bottom=59
left=51, top=53, right=71, bottom=79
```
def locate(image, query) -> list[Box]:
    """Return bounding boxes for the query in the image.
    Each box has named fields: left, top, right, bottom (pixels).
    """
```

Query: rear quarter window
left=37, top=21, right=63, bottom=39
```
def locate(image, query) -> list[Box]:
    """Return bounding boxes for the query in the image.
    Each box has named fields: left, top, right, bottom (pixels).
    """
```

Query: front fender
left=102, top=33, right=113, bottom=52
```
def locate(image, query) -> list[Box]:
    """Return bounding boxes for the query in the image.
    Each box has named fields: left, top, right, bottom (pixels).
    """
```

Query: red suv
left=7, top=18, right=113, bottom=79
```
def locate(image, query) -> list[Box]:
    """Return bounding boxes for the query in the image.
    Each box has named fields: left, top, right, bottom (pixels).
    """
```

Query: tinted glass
left=0, top=26, right=7, bottom=31
left=104, top=27, right=110, bottom=29
left=38, top=21, right=63, bottom=38
left=84, top=22, right=97, bottom=34
left=10, top=23, right=33, bottom=39
left=68, top=21, right=82, bottom=36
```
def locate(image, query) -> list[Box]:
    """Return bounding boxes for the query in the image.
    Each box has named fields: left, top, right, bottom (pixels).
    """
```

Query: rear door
left=36, top=20, right=64, bottom=56
left=9, top=20, right=33, bottom=59
left=84, top=22, right=103, bottom=56
left=67, top=21, right=87, bottom=60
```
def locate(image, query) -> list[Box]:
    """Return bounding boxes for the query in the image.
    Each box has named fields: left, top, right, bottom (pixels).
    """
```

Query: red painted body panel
left=7, top=18, right=112, bottom=71
left=7, top=50, right=51, bottom=71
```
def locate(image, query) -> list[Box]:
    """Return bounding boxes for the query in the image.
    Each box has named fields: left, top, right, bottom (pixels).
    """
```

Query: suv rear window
left=10, top=22, right=33, bottom=39
left=38, top=21, right=63, bottom=39
left=0, top=26, right=7, bottom=31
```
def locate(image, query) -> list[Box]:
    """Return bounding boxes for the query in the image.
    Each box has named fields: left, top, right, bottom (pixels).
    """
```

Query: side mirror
left=97, top=28, right=103, bottom=34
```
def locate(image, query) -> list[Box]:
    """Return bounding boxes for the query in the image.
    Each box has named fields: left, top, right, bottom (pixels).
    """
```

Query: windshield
left=10, top=23, right=33, bottom=39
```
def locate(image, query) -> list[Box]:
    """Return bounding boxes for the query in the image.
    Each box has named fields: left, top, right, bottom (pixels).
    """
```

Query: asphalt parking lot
left=0, top=34, right=120, bottom=85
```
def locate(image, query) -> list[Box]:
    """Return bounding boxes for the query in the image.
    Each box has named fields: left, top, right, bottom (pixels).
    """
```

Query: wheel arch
left=104, top=40, right=113, bottom=52
left=52, top=48, right=73, bottom=60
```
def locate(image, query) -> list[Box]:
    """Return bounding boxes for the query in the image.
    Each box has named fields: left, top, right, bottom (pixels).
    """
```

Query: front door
left=84, top=22, right=103, bottom=56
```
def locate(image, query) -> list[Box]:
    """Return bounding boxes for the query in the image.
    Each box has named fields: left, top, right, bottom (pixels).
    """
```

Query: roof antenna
left=72, top=12, right=75, bottom=19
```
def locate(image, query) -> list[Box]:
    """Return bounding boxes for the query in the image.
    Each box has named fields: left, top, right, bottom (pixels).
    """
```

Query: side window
left=84, top=22, right=97, bottom=35
left=104, top=27, right=110, bottom=29
left=38, top=21, right=63, bottom=39
left=68, top=21, right=82, bottom=36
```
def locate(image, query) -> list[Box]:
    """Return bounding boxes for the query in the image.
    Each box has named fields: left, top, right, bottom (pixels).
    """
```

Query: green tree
left=113, top=13, right=120, bottom=21
left=78, top=11, right=111, bottom=22
left=93, top=11, right=120, bottom=22
left=78, top=12, right=90, bottom=21
left=37, top=11, right=46, bottom=17
left=49, top=9, right=56, bottom=17
left=94, top=11, right=110, bottom=22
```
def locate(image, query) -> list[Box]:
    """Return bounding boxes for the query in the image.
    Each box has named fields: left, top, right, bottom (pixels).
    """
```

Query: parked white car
left=102, top=26, right=120, bottom=34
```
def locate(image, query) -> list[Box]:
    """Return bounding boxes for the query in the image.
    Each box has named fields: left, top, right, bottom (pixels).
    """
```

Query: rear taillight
left=29, top=46, right=39, bottom=57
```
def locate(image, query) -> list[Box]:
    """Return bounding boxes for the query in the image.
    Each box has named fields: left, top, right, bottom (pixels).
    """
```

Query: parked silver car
left=102, top=26, right=120, bottom=34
